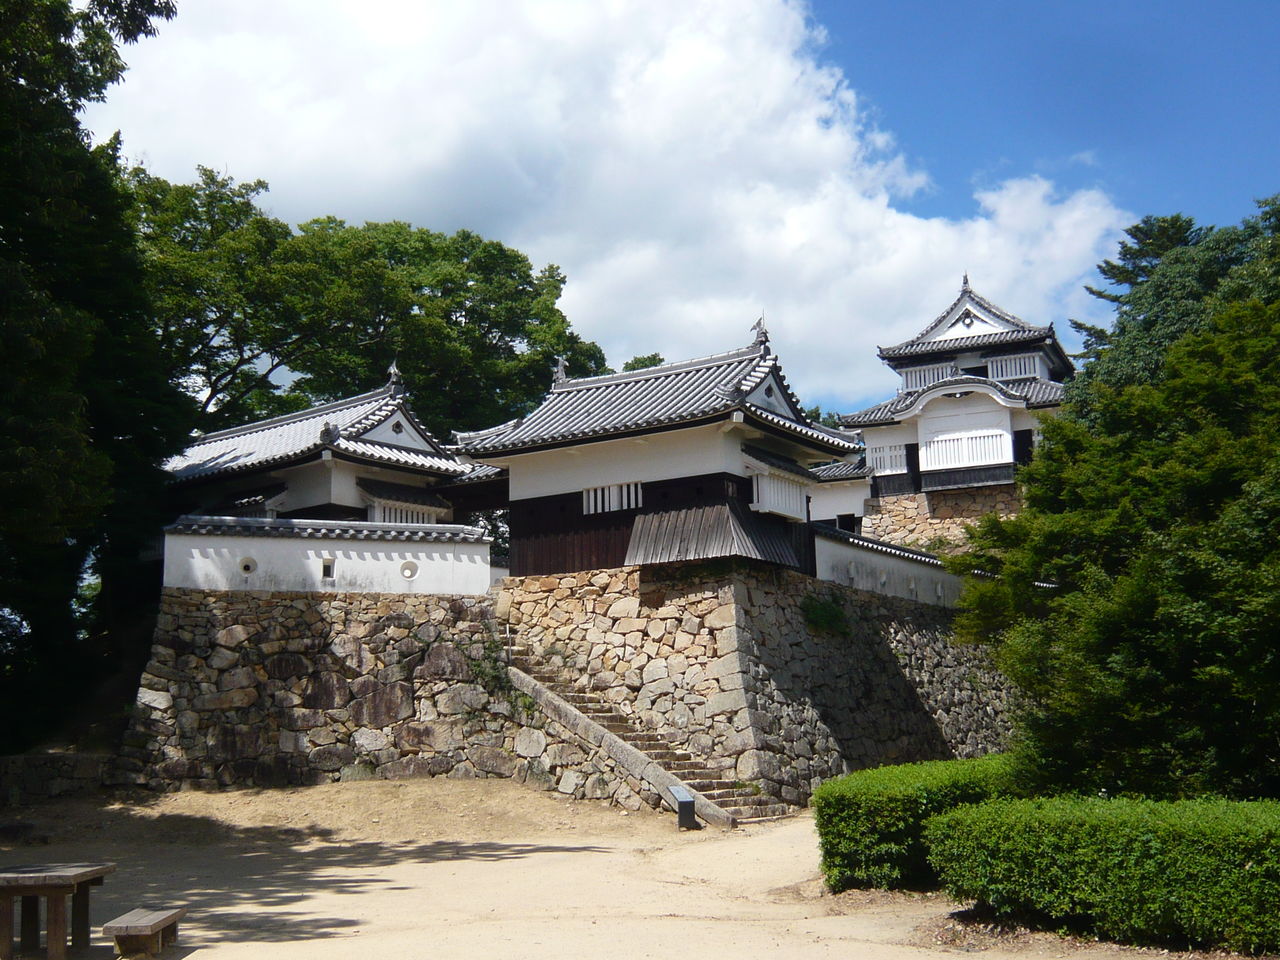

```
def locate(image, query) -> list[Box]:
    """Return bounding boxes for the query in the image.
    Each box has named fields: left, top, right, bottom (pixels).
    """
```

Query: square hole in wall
left=321, top=557, right=335, bottom=579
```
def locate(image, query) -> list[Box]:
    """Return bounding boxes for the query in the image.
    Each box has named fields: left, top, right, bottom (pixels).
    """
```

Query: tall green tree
left=1, top=0, right=191, bottom=746
left=130, top=170, right=608, bottom=435
left=953, top=198, right=1280, bottom=798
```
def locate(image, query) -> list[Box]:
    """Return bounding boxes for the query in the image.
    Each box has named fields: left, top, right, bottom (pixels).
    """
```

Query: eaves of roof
left=879, top=326, right=1054, bottom=360
left=839, top=376, right=1065, bottom=428
left=166, top=515, right=489, bottom=543
left=810, top=459, right=870, bottom=482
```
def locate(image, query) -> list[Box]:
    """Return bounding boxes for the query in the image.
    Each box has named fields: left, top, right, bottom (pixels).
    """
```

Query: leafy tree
left=622, top=352, right=664, bottom=371
left=130, top=170, right=608, bottom=435
left=1067, top=200, right=1276, bottom=415
left=953, top=199, right=1280, bottom=798
left=1, top=0, right=190, bottom=747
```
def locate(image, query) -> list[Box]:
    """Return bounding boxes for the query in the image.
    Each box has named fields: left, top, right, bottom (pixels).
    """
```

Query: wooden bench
left=102, top=907, right=186, bottom=957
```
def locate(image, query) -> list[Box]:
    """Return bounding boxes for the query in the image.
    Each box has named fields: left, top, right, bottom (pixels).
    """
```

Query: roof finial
left=961, top=272, right=971, bottom=292
left=553, top=356, right=567, bottom=383
left=751, top=315, right=769, bottom=346
left=387, top=358, right=405, bottom=396
left=319, top=421, right=340, bottom=444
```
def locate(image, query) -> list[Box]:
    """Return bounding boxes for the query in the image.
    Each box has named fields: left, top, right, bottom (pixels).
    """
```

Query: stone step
left=682, top=779, right=739, bottom=792
left=724, top=803, right=794, bottom=821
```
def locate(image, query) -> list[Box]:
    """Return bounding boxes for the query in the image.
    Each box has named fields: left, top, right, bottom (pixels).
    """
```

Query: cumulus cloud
left=86, top=0, right=1130, bottom=411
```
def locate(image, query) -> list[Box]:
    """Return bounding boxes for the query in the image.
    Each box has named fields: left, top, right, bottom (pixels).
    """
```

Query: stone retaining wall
left=0, top=753, right=110, bottom=807
left=862, top=485, right=1022, bottom=549
left=497, top=561, right=1012, bottom=806
left=120, top=589, right=665, bottom=811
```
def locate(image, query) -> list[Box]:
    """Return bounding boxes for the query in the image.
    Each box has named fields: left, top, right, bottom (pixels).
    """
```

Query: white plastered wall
left=814, top=535, right=963, bottom=607
left=809, top=479, right=871, bottom=523
left=504, top=424, right=747, bottom=501
left=163, top=533, right=491, bottom=595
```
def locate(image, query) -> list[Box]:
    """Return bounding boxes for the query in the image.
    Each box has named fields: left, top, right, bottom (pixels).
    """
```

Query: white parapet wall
left=163, top=516, right=493, bottom=595
left=812, top=524, right=964, bottom=607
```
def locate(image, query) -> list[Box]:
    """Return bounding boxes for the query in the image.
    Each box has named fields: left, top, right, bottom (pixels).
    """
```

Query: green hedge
left=925, top=797, right=1280, bottom=953
left=812, top=754, right=1015, bottom=891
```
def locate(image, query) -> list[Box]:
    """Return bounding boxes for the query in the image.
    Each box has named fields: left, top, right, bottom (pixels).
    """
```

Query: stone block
left=303, top=672, right=351, bottom=710
left=207, top=647, right=239, bottom=671
left=435, top=684, right=489, bottom=715
left=218, top=666, right=257, bottom=691
left=557, top=769, right=585, bottom=795
left=136, top=687, right=173, bottom=712
left=417, top=642, right=473, bottom=680
left=703, top=605, right=736, bottom=630
left=545, top=743, right=586, bottom=767
left=213, top=624, right=252, bottom=648
left=736, top=748, right=781, bottom=781
left=514, top=727, right=547, bottom=758
left=193, top=688, right=258, bottom=711
left=352, top=728, right=390, bottom=753
left=641, top=659, right=669, bottom=683
left=264, top=653, right=310, bottom=681
left=706, top=689, right=748, bottom=716
left=309, top=743, right=355, bottom=771
left=351, top=682, right=414, bottom=727
left=339, top=762, right=378, bottom=782
left=606, top=596, right=640, bottom=619
left=468, top=745, right=517, bottom=777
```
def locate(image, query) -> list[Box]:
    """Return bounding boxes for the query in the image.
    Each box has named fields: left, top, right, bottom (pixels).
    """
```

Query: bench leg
left=161, top=921, right=179, bottom=947
left=71, top=884, right=90, bottom=949
left=0, top=893, right=12, bottom=960
left=46, top=894, right=67, bottom=960
left=112, top=931, right=163, bottom=958
left=19, top=897, right=38, bottom=952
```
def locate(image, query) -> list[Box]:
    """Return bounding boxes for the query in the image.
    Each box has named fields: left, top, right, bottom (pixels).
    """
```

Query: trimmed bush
left=926, top=797, right=1280, bottom=953
left=812, top=754, right=1015, bottom=891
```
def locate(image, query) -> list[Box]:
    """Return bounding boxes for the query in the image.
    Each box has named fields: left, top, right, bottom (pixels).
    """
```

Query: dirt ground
left=0, top=780, right=1256, bottom=959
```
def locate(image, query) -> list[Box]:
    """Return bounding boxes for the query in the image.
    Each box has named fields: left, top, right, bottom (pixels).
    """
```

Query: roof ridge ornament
left=751, top=315, right=769, bottom=347
left=387, top=359, right=405, bottom=397
left=553, top=356, right=568, bottom=383
left=319, top=421, right=340, bottom=444
left=962, top=272, right=971, bottom=293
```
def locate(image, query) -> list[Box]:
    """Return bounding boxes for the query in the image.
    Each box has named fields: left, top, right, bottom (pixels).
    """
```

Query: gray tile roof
left=166, top=385, right=466, bottom=482
left=456, top=342, right=855, bottom=457
left=811, top=459, right=870, bottom=482
left=811, top=523, right=945, bottom=567
left=166, top=515, right=488, bottom=542
left=742, top=445, right=818, bottom=480
left=879, top=326, right=1054, bottom=359
left=840, top=376, right=1065, bottom=427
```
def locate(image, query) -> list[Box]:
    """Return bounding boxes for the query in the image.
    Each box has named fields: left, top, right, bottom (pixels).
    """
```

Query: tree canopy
left=130, top=167, right=608, bottom=436
left=953, top=197, right=1280, bottom=798
left=1, top=0, right=189, bottom=745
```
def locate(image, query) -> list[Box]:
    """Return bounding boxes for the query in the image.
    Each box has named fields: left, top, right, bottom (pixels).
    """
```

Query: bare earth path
left=2, top=780, right=1180, bottom=959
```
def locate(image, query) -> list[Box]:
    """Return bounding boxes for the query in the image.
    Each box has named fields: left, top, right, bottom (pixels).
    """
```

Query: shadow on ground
left=2, top=791, right=610, bottom=947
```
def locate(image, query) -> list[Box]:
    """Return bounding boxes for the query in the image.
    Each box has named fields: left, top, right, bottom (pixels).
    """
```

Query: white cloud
left=87, top=0, right=1129, bottom=412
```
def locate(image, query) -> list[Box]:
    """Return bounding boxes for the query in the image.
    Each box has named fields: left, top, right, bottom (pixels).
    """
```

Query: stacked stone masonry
left=0, top=753, right=109, bottom=807
left=127, top=560, right=1013, bottom=812
left=862, top=485, right=1022, bottom=550
left=497, top=561, right=1012, bottom=807
left=121, top=589, right=661, bottom=811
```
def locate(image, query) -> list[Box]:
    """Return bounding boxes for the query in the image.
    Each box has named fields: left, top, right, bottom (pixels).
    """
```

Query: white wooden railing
left=751, top=473, right=807, bottom=520
left=988, top=354, right=1039, bottom=381
left=920, top=432, right=1011, bottom=471
left=868, top=444, right=907, bottom=475
left=582, top=481, right=643, bottom=515
left=900, top=363, right=957, bottom=391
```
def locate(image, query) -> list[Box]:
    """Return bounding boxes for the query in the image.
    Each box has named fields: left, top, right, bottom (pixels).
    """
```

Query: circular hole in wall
left=239, top=557, right=257, bottom=575
left=400, top=560, right=419, bottom=580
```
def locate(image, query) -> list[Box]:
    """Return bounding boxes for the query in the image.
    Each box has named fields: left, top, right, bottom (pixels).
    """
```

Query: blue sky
left=83, top=1, right=1278, bottom=414
left=809, top=0, right=1279, bottom=229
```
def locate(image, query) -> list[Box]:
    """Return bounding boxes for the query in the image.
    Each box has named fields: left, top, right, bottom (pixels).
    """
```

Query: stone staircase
left=508, top=644, right=793, bottom=824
